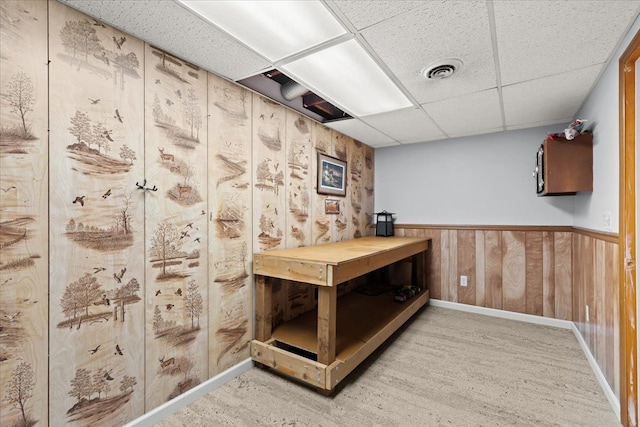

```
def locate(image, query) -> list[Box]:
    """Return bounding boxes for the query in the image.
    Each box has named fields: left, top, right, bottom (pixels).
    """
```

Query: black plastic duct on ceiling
left=237, top=70, right=351, bottom=122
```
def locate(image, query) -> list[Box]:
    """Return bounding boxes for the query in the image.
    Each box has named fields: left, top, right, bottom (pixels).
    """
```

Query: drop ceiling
left=59, top=0, right=640, bottom=148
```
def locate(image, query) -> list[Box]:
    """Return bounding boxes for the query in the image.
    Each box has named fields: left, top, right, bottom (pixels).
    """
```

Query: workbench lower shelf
left=250, top=289, right=429, bottom=391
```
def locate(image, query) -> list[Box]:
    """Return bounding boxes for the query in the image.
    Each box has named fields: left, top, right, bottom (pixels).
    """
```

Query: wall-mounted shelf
left=534, top=133, right=593, bottom=196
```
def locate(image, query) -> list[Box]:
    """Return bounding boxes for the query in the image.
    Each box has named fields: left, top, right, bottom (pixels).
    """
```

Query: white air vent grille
left=422, top=59, right=463, bottom=80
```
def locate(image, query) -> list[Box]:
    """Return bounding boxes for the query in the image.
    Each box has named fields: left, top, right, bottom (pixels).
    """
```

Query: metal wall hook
left=136, top=179, right=157, bottom=191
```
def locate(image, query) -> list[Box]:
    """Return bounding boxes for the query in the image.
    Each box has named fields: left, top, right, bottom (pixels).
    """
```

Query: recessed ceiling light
left=421, top=59, right=463, bottom=80
left=177, top=0, right=347, bottom=62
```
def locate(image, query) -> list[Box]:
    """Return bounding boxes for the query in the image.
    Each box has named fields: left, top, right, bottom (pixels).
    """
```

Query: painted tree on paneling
left=3, top=361, right=35, bottom=427
left=150, top=220, right=182, bottom=279
left=253, top=95, right=286, bottom=253
left=311, top=122, right=333, bottom=244
left=0, top=1, right=49, bottom=425
left=286, top=111, right=312, bottom=248
left=5, top=72, right=35, bottom=138
left=332, top=132, right=350, bottom=241
left=144, top=42, right=208, bottom=410
left=208, top=74, right=253, bottom=374
left=48, top=2, right=146, bottom=424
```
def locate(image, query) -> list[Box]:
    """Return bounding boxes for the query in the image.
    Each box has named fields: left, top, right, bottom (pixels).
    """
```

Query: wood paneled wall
left=396, top=224, right=620, bottom=399
left=572, top=231, right=620, bottom=400
left=0, top=1, right=375, bottom=425
left=396, top=226, right=574, bottom=319
left=0, top=1, right=49, bottom=426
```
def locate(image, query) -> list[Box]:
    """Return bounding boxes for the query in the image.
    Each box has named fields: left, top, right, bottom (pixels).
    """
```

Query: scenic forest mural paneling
left=48, top=2, right=146, bottom=425
left=0, top=1, right=375, bottom=425
left=0, top=1, right=48, bottom=426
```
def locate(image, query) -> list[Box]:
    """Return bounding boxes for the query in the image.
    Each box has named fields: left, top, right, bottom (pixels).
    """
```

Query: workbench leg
left=255, top=275, right=272, bottom=341
left=317, top=286, right=337, bottom=366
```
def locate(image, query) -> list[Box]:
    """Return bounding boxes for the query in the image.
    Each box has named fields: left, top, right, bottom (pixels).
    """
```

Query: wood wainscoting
left=395, top=224, right=620, bottom=399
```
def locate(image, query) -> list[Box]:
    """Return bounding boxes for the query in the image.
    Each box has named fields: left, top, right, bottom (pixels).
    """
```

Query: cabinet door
left=535, top=144, right=544, bottom=194
left=539, top=134, right=592, bottom=196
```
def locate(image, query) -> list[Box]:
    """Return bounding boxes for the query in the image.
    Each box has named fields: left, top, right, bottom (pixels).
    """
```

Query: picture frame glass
left=317, top=152, right=346, bottom=196
left=324, top=199, right=340, bottom=214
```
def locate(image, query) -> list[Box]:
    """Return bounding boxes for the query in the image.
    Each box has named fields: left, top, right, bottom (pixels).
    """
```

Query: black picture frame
left=317, top=152, right=346, bottom=197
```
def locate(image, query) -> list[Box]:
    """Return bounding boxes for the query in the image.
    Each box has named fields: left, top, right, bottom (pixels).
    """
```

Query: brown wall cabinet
left=534, top=133, right=593, bottom=196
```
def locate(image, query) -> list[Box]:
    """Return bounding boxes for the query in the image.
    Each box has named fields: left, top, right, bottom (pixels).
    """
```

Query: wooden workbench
left=250, top=236, right=431, bottom=391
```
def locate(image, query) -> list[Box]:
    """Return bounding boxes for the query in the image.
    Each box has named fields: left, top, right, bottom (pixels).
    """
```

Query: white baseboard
left=571, top=324, right=621, bottom=421
left=428, top=299, right=573, bottom=329
left=428, top=300, right=620, bottom=421
left=123, top=358, right=253, bottom=427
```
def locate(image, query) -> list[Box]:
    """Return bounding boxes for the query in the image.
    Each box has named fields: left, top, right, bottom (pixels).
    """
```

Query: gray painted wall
left=375, top=16, right=640, bottom=230
left=374, top=126, right=575, bottom=225
left=573, top=15, right=640, bottom=233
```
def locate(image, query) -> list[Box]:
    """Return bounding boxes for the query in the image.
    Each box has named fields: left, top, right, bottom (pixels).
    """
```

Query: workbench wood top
left=253, top=236, right=429, bottom=286
left=253, top=236, right=427, bottom=265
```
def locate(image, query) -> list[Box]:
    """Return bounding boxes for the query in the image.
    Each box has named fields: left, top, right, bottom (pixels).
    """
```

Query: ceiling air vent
left=422, top=59, right=463, bottom=80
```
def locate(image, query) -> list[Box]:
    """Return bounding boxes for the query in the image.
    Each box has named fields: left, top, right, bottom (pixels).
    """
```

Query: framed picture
left=324, top=199, right=340, bottom=214
left=317, top=152, right=347, bottom=196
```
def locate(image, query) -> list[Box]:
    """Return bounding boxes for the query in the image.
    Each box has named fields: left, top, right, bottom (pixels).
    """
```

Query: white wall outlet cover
left=460, top=275, right=468, bottom=287
left=603, top=211, right=612, bottom=231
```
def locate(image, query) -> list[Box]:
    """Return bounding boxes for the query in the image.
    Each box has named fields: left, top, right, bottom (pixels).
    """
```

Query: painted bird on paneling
left=102, top=188, right=112, bottom=199
left=1, top=186, right=16, bottom=193
left=103, top=130, right=114, bottom=141
left=166, top=304, right=174, bottom=311
left=88, top=98, right=100, bottom=104
left=115, top=344, right=124, bottom=356
left=104, top=370, right=114, bottom=381
left=92, top=18, right=105, bottom=28
left=113, top=268, right=126, bottom=283
left=93, top=267, right=106, bottom=274
left=175, top=288, right=182, bottom=297
left=3, top=312, right=19, bottom=322
left=155, top=290, right=161, bottom=296
left=88, top=345, right=101, bottom=355
left=112, top=36, right=126, bottom=49
left=114, top=109, right=123, bottom=123
left=72, top=196, right=85, bottom=206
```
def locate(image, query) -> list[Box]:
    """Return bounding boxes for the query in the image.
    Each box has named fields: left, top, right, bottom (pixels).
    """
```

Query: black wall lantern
left=375, top=211, right=394, bottom=237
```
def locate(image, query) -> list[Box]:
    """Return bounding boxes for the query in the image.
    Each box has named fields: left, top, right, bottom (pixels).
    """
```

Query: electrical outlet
left=586, top=305, right=590, bottom=322
left=460, top=275, right=468, bottom=287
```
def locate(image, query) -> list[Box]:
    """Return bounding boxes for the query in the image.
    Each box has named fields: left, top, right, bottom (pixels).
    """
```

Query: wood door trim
left=619, top=28, right=640, bottom=427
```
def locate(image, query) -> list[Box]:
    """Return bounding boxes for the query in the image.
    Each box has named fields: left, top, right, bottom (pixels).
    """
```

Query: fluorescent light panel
left=178, top=0, right=346, bottom=62
left=281, top=39, right=413, bottom=117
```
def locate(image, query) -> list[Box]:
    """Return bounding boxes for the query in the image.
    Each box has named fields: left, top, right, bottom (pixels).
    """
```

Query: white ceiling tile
left=447, top=127, right=504, bottom=139
left=360, top=108, right=445, bottom=143
left=398, top=135, right=449, bottom=145
left=360, top=0, right=497, bottom=104
left=59, top=0, right=270, bottom=81
left=422, top=89, right=503, bottom=135
left=325, top=119, right=396, bottom=147
left=502, top=65, right=601, bottom=128
left=506, top=117, right=573, bottom=132
left=57, top=0, right=640, bottom=144
left=371, top=141, right=402, bottom=148
left=329, top=1, right=426, bottom=30
left=494, top=0, right=640, bottom=85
